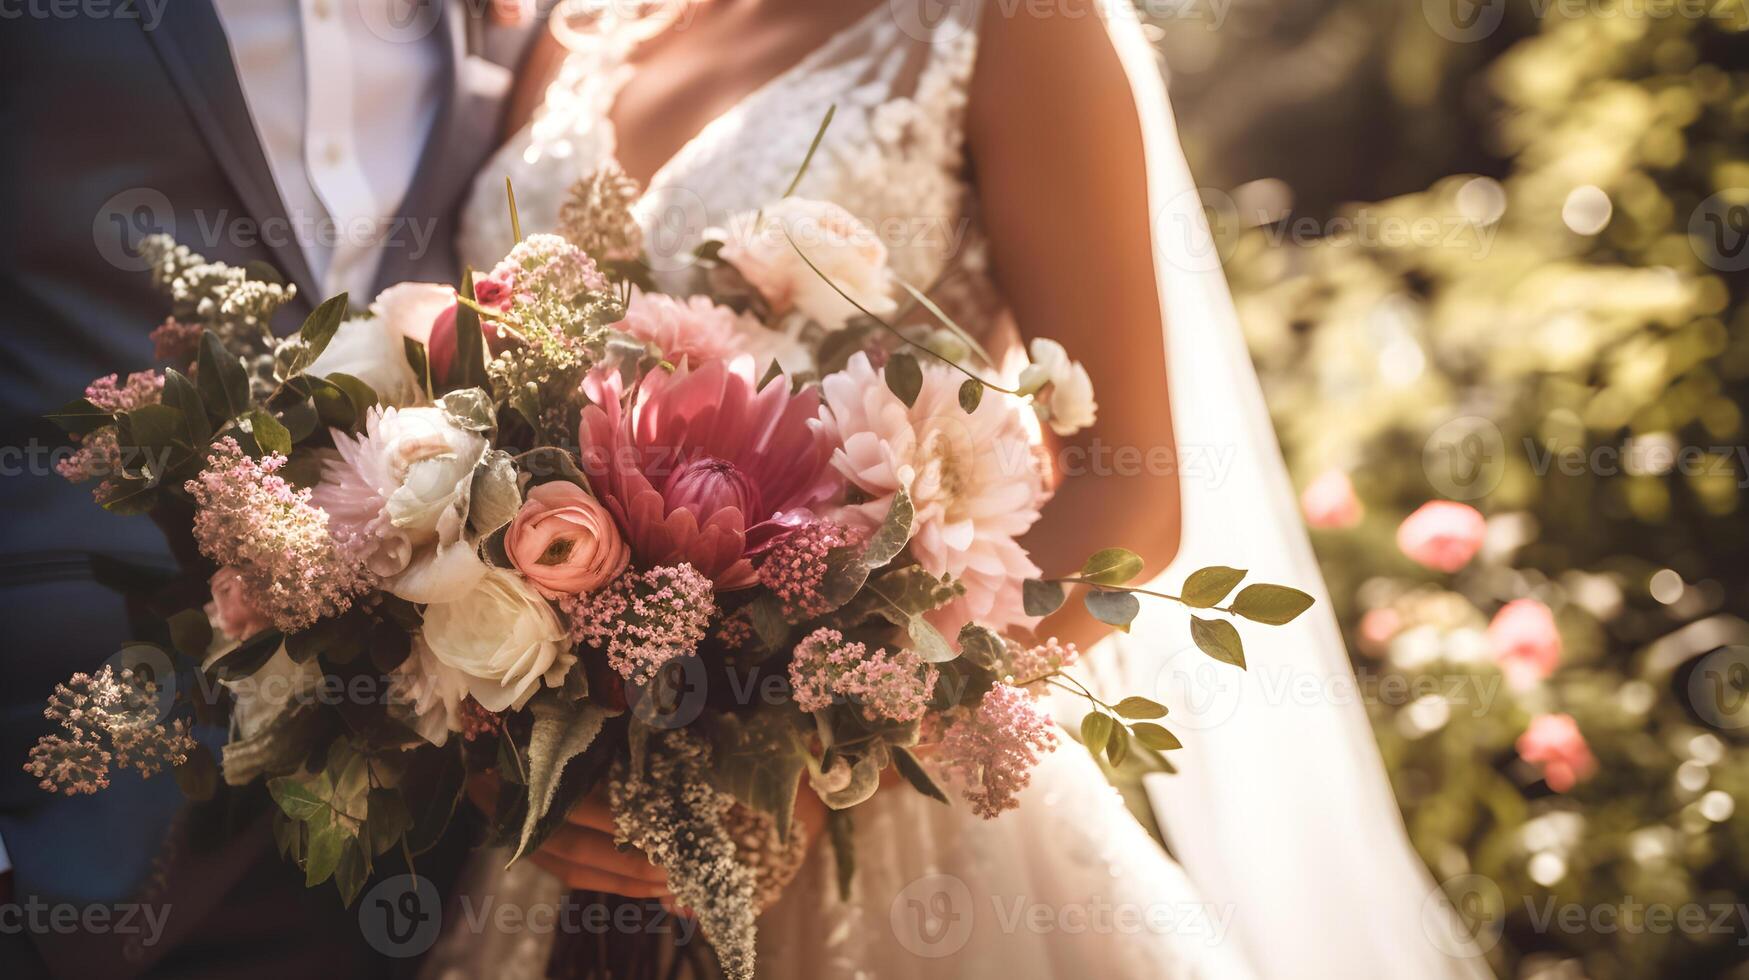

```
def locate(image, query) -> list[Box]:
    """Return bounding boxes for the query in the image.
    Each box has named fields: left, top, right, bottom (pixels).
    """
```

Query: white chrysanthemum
left=312, top=405, right=490, bottom=604
left=818, top=352, right=1043, bottom=633
left=1018, top=337, right=1097, bottom=437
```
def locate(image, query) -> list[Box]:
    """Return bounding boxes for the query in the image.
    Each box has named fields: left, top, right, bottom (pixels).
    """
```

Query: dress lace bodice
left=458, top=0, right=997, bottom=331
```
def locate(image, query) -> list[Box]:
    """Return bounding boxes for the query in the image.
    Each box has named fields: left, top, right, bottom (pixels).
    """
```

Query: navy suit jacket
left=0, top=4, right=533, bottom=976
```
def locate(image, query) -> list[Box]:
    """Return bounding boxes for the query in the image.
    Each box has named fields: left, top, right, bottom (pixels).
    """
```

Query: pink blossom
left=1301, top=469, right=1363, bottom=529
left=757, top=520, right=861, bottom=621
left=1005, top=636, right=1080, bottom=690
left=1488, top=599, right=1562, bottom=688
left=83, top=371, right=164, bottom=412
left=186, top=438, right=373, bottom=632
left=565, top=564, right=716, bottom=685
left=206, top=567, right=272, bottom=640
left=578, top=358, right=839, bottom=589
left=1356, top=607, right=1402, bottom=658
left=505, top=482, right=630, bottom=599
left=613, top=289, right=746, bottom=366
left=150, top=318, right=203, bottom=365
left=787, top=627, right=937, bottom=723
left=936, top=683, right=1058, bottom=818
left=817, top=353, right=1044, bottom=635
left=1517, top=713, right=1597, bottom=792
left=1396, top=501, right=1486, bottom=573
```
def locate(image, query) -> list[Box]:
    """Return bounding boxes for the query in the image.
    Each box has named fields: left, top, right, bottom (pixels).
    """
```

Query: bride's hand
left=465, top=771, right=673, bottom=901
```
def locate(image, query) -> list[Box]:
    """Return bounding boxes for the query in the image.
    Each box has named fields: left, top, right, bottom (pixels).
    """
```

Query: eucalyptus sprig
left=1023, top=548, right=1315, bottom=669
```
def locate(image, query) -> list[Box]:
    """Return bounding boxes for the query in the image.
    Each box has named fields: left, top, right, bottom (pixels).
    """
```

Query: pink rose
left=1488, top=599, right=1562, bottom=688
left=505, top=482, right=630, bottom=599
left=208, top=566, right=271, bottom=640
left=1301, top=470, right=1363, bottom=529
left=1356, top=607, right=1402, bottom=658
left=1396, top=501, right=1486, bottom=573
left=1516, top=713, right=1597, bottom=792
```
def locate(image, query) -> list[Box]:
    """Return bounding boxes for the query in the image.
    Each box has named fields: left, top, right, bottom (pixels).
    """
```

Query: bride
left=431, top=1, right=1494, bottom=977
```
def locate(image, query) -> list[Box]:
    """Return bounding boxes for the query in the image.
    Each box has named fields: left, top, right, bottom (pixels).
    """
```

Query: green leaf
left=884, top=352, right=923, bottom=408
left=468, top=449, right=522, bottom=538
left=891, top=745, right=949, bottom=804
left=46, top=398, right=112, bottom=437
left=450, top=269, right=488, bottom=390
left=1231, top=584, right=1316, bottom=625
left=366, top=788, right=413, bottom=858
left=1182, top=566, right=1247, bottom=608
left=160, top=369, right=211, bottom=445
left=512, top=698, right=611, bottom=863
left=99, top=478, right=159, bottom=516
left=710, top=711, right=807, bottom=840
left=1113, top=696, right=1168, bottom=719
left=860, top=488, right=913, bottom=568
left=197, top=330, right=251, bottom=423
left=1084, top=589, right=1141, bottom=632
left=401, top=743, right=465, bottom=856
left=1105, top=722, right=1130, bottom=766
left=956, top=623, right=1006, bottom=671
left=286, top=293, right=351, bottom=377
left=244, top=408, right=292, bottom=456
left=334, top=838, right=370, bottom=906
left=1080, top=712, right=1114, bottom=757
left=303, top=817, right=347, bottom=887
left=1132, top=723, right=1183, bottom=751
left=1022, top=579, right=1066, bottom=617
left=848, top=567, right=962, bottom=663
left=326, top=373, right=380, bottom=426
left=958, top=378, right=984, bottom=413
left=1190, top=616, right=1245, bottom=668
left=1080, top=548, right=1145, bottom=587
left=440, top=387, right=497, bottom=433
left=268, top=776, right=328, bottom=822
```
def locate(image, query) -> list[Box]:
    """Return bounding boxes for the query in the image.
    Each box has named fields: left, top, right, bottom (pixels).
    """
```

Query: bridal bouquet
left=29, top=167, right=1312, bottom=976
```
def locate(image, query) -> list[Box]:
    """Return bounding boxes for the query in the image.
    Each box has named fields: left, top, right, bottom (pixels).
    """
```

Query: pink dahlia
left=613, top=288, right=746, bottom=366
left=818, top=352, right=1044, bottom=635
left=578, top=357, right=839, bottom=589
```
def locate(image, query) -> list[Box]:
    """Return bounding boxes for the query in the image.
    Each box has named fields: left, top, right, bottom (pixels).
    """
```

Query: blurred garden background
left=1148, top=1, right=1749, bottom=977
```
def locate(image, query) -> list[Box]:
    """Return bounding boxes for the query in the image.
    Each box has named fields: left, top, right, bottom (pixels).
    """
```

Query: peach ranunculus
left=207, top=566, right=271, bottom=641
left=1516, top=713, right=1597, bottom=792
left=505, top=482, right=631, bottom=599
left=1396, top=500, right=1486, bottom=573
left=1488, top=599, right=1562, bottom=689
left=1301, top=469, right=1364, bottom=529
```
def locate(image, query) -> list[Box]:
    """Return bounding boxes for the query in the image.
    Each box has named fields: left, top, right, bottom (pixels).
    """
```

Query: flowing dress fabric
left=448, top=3, right=1493, bottom=979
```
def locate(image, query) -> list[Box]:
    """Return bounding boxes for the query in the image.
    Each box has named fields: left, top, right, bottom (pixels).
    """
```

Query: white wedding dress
left=437, top=3, right=1495, bottom=979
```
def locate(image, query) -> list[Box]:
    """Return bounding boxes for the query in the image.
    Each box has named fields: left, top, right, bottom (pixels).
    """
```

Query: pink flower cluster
left=757, top=520, right=861, bottom=621
left=787, top=627, right=937, bottom=723
left=936, top=683, right=1058, bottom=818
left=185, top=438, right=373, bottom=633
left=150, top=318, right=203, bottom=365
left=1004, top=636, right=1080, bottom=690
left=490, top=232, right=609, bottom=300
left=23, top=666, right=196, bottom=795
left=566, top=563, right=716, bottom=685
left=83, top=371, right=165, bottom=412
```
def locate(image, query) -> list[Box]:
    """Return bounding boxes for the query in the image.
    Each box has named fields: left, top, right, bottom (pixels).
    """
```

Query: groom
left=0, top=2, right=539, bottom=976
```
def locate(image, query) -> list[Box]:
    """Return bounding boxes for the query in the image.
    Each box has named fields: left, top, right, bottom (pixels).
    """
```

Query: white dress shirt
left=211, top=0, right=446, bottom=302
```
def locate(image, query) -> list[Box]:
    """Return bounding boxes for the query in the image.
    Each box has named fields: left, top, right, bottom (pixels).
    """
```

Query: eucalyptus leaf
left=1114, top=696, right=1168, bottom=719
left=859, top=488, right=913, bottom=568
left=1190, top=616, right=1245, bottom=668
left=1231, top=584, right=1316, bottom=625
left=1022, top=578, right=1066, bottom=617
left=511, top=699, right=610, bottom=863
left=1132, top=723, right=1183, bottom=751
left=1084, top=589, right=1141, bottom=632
left=440, top=387, right=498, bottom=434
left=711, top=712, right=808, bottom=839
left=1181, top=566, right=1247, bottom=608
left=1080, top=712, right=1113, bottom=756
left=955, top=623, right=1006, bottom=671
left=1105, top=722, right=1130, bottom=766
left=469, top=449, right=523, bottom=538
left=958, top=379, right=984, bottom=413
left=884, top=352, right=922, bottom=408
left=1080, top=548, right=1144, bottom=587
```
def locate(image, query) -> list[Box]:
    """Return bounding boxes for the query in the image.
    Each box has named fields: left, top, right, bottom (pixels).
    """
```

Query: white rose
left=390, top=636, right=470, bottom=746
left=718, top=198, right=896, bottom=330
left=306, top=283, right=452, bottom=407
left=1018, top=338, right=1098, bottom=437
left=419, top=568, right=572, bottom=715
left=314, top=405, right=491, bottom=604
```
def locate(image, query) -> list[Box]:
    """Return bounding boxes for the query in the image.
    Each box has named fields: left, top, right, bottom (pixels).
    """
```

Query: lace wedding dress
left=435, top=2, right=1495, bottom=979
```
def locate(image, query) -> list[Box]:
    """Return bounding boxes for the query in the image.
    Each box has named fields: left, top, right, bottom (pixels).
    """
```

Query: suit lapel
left=138, top=0, right=321, bottom=306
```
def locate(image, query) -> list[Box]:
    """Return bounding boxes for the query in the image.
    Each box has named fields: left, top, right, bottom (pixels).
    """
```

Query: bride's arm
left=968, top=2, right=1181, bottom=650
